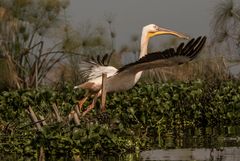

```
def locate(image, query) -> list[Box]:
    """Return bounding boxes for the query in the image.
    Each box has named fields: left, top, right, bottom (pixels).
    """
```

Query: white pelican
left=74, top=24, right=207, bottom=116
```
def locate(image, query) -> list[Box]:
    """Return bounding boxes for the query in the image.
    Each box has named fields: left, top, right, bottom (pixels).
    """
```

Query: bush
left=0, top=80, right=240, bottom=158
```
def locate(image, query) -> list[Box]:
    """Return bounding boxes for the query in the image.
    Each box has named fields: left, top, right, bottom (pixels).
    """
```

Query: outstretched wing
left=79, top=52, right=117, bottom=82
left=89, top=52, right=112, bottom=66
left=117, top=36, right=206, bottom=74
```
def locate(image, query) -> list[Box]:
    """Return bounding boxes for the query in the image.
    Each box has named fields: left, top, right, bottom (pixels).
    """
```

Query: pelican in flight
left=74, top=24, right=206, bottom=116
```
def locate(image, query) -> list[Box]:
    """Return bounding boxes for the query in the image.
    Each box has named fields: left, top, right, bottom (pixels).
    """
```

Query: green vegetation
left=0, top=80, right=240, bottom=159
left=0, top=0, right=240, bottom=160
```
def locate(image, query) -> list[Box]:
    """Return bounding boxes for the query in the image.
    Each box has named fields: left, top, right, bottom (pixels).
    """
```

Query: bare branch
left=26, top=106, right=43, bottom=131
left=52, top=103, right=62, bottom=122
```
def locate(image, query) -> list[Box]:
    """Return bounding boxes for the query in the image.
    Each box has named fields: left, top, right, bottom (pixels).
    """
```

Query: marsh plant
left=0, top=80, right=240, bottom=159
left=0, top=0, right=70, bottom=89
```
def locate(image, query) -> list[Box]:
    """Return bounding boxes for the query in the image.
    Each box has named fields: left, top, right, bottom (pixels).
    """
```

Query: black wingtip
left=117, top=36, right=207, bottom=73
left=86, top=52, right=113, bottom=66
left=182, top=36, right=207, bottom=61
left=102, top=54, right=109, bottom=65
left=189, top=36, right=207, bottom=60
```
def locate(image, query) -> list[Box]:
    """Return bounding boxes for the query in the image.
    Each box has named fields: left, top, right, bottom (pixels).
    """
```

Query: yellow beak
left=148, top=27, right=189, bottom=39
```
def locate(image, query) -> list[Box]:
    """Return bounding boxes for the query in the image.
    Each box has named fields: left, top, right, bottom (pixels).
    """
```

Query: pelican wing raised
left=117, top=36, right=206, bottom=74
left=79, top=53, right=117, bottom=82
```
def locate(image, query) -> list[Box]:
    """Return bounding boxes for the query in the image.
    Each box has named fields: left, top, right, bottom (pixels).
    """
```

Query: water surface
left=0, top=126, right=239, bottom=161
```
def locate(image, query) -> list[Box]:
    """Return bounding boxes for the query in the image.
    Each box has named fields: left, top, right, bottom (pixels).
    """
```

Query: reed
left=141, top=56, right=231, bottom=83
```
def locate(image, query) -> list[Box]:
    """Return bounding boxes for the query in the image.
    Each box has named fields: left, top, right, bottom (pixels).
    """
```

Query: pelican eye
left=154, top=25, right=160, bottom=30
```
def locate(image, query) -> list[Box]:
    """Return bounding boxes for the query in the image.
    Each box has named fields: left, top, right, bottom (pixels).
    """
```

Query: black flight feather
left=84, top=49, right=115, bottom=66
left=87, top=52, right=113, bottom=66
left=117, top=36, right=207, bottom=73
left=102, top=54, right=109, bottom=66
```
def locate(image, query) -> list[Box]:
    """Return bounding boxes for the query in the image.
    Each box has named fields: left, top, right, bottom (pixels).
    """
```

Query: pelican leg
left=78, top=94, right=90, bottom=111
left=68, top=92, right=91, bottom=120
left=81, top=90, right=102, bottom=117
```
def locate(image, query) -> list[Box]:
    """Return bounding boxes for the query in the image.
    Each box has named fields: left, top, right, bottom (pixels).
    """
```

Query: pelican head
left=144, top=24, right=189, bottom=39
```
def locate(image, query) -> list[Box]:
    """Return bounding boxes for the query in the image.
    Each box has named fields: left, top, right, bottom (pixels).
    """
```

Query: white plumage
left=73, top=24, right=206, bottom=117
left=77, top=61, right=118, bottom=82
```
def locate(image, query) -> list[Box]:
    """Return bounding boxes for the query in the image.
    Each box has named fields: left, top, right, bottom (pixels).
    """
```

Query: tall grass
left=141, top=57, right=231, bottom=83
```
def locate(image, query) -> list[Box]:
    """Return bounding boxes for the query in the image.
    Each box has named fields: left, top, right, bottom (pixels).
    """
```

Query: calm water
left=1, top=126, right=240, bottom=161
left=138, top=126, right=240, bottom=161
left=140, top=147, right=240, bottom=161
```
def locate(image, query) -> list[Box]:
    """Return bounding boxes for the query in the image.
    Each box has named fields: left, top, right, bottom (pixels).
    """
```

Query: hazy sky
left=66, top=0, right=219, bottom=48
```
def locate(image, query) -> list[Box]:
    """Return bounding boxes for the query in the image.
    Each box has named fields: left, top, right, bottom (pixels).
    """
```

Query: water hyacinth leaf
left=0, top=80, right=240, bottom=157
